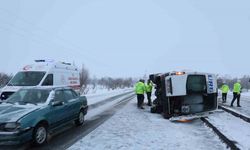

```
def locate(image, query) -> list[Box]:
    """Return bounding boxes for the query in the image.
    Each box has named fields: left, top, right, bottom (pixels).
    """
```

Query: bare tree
left=79, top=64, right=89, bottom=94
left=240, top=75, right=250, bottom=90
left=0, top=73, right=12, bottom=87
left=96, top=77, right=135, bottom=90
left=218, top=75, right=250, bottom=91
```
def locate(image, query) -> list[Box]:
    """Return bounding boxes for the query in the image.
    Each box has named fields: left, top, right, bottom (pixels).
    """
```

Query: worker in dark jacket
left=145, top=79, right=153, bottom=106
left=135, top=79, right=146, bottom=109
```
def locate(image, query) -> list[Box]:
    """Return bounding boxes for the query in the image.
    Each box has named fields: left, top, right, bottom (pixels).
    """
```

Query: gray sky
left=0, top=0, right=250, bottom=78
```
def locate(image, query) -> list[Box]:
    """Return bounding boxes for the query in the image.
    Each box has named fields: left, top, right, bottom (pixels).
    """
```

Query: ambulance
left=0, top=60, right=80, bottom=100
left=150, top=71, right=218, bottom=120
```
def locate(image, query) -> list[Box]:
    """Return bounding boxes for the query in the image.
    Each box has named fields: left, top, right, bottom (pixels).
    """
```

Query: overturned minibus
left=150, top=71, right=218, bottom=119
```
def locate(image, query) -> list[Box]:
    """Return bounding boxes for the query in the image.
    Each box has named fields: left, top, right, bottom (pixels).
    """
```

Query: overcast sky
left=0, top=0, right=249, bottom=78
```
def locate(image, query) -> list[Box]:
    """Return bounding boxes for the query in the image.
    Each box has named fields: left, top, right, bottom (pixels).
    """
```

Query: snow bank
left=69, top=98, right=226, bottom=150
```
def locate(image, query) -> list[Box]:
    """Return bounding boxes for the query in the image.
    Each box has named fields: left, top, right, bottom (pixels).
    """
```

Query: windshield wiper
left=7, top=83, right=14, bottom=86
left=19, top=101, right=37, bottom=105
left=5, top=101, right=14, bottom=104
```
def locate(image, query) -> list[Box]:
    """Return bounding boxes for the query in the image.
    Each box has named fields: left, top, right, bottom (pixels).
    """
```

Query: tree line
left=0, top=64, right=135, bottom=92
left=2, top=68, right=250, bottom=92
left=217, top=75, right=250, bottom=90
left=78, top=64, right=136, bottom=94
left=91, top=77, right=135, bottom=89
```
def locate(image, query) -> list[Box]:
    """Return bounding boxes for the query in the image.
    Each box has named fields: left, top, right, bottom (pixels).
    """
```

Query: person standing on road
left=135, top=79, right=146, bottom=109
left=231, top=80, right=242, bottom=107
left=221, top=83, right=229, bottom=103
left=145, top=79, right=153, bottom=106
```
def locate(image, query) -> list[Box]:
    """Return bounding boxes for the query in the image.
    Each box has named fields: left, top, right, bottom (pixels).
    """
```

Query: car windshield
left=6, top=89, right=51, bottom=105
left=8, top=71, right=46, bottom=86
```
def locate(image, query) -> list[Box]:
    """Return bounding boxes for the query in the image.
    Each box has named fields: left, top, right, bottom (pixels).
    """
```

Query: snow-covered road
left=207, top=111, right=250, bottom=149
left=69, top=98, right=227, bottom=150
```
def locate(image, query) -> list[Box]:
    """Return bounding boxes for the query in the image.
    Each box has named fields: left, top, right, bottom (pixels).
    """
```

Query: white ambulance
left=0, top=60, right=80, bottom=100
left=150, top=71, right=218, bottom=119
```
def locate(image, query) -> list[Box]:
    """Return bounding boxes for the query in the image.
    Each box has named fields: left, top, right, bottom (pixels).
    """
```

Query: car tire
left=32, top=123, right=48, bottom=146
left=75, top=110, right=85, bottom=126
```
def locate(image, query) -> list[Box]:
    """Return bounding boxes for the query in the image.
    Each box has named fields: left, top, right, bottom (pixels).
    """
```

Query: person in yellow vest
left=135, top=79, right=146, bottom=109
left=221, top=83, right=229, bottom=103
left=231, top=80, right=242, bottom=107
left=145, top=79, right=154, bottom=106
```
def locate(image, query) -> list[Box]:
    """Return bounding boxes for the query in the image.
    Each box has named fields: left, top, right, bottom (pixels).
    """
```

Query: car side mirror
left=51, top=101, right=64, bottom=107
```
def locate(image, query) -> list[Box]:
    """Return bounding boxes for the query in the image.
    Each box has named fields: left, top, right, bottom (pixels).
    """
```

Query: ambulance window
left=8, top=71, right=46, bottom=86
left=42, top=74, right=53, bottom=86
left=187, top=75, right=207, bottom=94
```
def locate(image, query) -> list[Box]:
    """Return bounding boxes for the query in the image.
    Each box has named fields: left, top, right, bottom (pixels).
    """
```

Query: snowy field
left=84, top=85, right=132, bottom=95
left=69, top=98, right=227, bottom=150
left=84, top=87, right=133, bottom=105
left=85, top=92, right=135, bottom=120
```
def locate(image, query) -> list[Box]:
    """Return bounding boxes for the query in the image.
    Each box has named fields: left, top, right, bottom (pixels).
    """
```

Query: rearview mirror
left=51, top=101, right=64, bottom=107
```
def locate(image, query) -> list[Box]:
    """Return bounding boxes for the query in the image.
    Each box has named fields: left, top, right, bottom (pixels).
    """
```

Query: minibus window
left=186, top=75, right=207, bottom=94
left=166, top=78, right=173, bottom=94
left=8, top=72, right=46, bottom=86
left=42, top=74, right=53, bottom=86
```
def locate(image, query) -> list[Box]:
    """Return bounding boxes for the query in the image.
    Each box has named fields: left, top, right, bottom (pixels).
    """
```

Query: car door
left=63, top=89, right=80, bottom=121
left=47, top=90, right=68, bottom=129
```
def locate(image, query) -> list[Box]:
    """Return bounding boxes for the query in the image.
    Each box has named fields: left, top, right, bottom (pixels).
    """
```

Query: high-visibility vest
left=221, top=84, right=229, bottom=93
left=135, top=82, right=146, bottom=94
left=233, top=82, right=241, bottom=94
left=145, top=82, right=153, bottom=93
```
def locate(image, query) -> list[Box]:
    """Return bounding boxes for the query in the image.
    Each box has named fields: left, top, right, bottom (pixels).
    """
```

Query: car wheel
left=33, top=123, right=48, bottom=146
left=75, top=110, right=85, bottom=126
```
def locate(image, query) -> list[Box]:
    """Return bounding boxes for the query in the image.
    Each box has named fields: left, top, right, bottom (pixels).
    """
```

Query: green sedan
left=0, top=87, right=88, bottom=146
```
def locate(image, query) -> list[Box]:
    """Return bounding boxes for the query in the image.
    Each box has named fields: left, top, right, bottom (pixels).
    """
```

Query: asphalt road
left=1, top=93, right=135, bottom=150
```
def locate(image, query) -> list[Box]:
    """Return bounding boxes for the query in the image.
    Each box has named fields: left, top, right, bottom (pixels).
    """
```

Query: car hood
left=1, top=86, right=23, bottom=93
left=0, top=103, right=42, bottom=122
